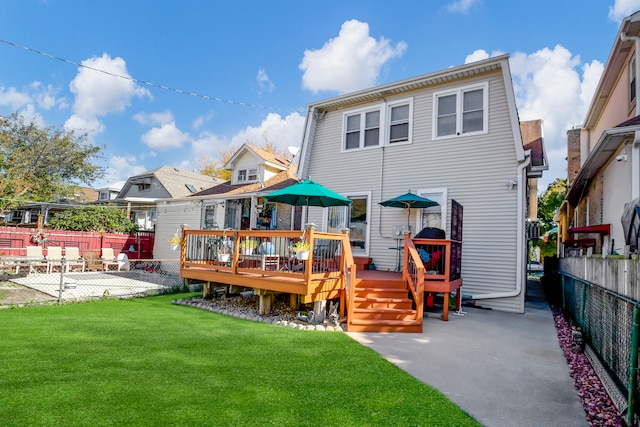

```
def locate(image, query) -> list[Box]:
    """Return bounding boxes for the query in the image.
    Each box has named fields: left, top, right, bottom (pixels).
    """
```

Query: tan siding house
left=297, top=55, right=545, bottom=313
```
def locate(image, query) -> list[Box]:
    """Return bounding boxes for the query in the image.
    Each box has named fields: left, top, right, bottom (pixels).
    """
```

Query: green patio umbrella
left=379, top=191, right=439, bottom=228
left=264, top=179, right=352, bottom=226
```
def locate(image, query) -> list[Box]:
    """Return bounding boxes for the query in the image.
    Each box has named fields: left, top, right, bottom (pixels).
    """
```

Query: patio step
left=347, top=278, right=422, bottom=333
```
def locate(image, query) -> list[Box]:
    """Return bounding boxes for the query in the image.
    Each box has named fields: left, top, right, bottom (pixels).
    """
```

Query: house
left=6, top=185, right=99, bottom=225
left=105, top=166, right=220, bottom=231
left=295, top=54, right=546, bottom=313
left=95, top=181, right=125, bottom=202
left=153, top=144, right=298, bottom=259
left=557, top=10, right=640, bottom=257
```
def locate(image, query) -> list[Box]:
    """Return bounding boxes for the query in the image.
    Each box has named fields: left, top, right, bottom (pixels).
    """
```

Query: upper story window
left=237, top=167, right=259, bottom=183
left=137, top=183, right=150, bottom=191
left=345, top=109, right=380, bottom=150
left=99, top=192, right=109, bottom=201
left=343, top=98, right=413, bottom=151
left=433, top=82, right=488, bottom=139
left=630, top=55, right=636, bottom=105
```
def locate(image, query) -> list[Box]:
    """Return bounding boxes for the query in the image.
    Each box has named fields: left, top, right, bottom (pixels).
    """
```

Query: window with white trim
left=237, top=168, right=259, bottom=183
left=630, top=55, right=636, bottom=104
left=247, top=168, right=258, bottom=181
left=416, top=188, right=448, bottom=233
left=433, top=83, right=488, bottom=139
left=343, top=98, right=413, bottom=150
left=326, top=193, right=370, bottom=255
left=237, top=170, right=247, bottom=182
left=345, top=109, right=380, bottom=150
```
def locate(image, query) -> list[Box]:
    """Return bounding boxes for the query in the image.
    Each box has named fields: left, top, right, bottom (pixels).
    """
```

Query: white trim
left=386, top=97, right=414, bottom=146
left=414, top=188, right=448, bottom=234
left=432, top=82, right=489, bottom=140
left=322, top=191, right=372, bottom=256
left=342, top=103, right=384, bottom=152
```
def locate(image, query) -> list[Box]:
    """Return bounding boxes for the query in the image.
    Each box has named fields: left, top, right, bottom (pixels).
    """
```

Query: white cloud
left=257, top=68, right=274, bottom=94
left=446, top=0, right=481, bottom=13
left=99, top=155, right=148, bottom=186
left=133, top=110, right=174, bottom=126
left=299, top=20, right=407, bottom=94
left=609, top=0, right=640, bottom=21
left=64, top=53, right=150, bottom=136
left=192, top=113, right=213, bottom=130
left=508, top=45, right=604, bottom=192
left=140, top=122, right=190, bottom=151
left=464, top=49, right=505, bottom=64
left=0, top=86, right=31, bottom=110
left=187, top=112, right=305, bottom=171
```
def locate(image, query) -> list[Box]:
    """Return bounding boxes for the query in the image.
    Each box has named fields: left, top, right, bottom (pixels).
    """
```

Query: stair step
left=353, top=308, right=417, bottom=321
left=356, top=280, right=405, bottom=289
left=347, top=318, right=422, bottom=333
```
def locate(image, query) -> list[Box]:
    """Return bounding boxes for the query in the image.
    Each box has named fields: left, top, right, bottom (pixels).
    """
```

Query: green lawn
left=0, top=293, right=479, bottom=426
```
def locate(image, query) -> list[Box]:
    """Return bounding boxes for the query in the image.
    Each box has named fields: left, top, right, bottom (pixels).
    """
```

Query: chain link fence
left=0, top=258, right=187, bottom=306
left=560, top=272, right=638, bottom=424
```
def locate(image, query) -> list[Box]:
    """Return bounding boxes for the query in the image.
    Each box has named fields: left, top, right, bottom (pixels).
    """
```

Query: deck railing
left=403, top=235, right=425, bottom=321
left=180, top=227, right=353, bottom=303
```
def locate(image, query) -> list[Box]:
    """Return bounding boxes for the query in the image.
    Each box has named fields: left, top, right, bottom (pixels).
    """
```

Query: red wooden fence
left=0, top=226, right=154, bottom=258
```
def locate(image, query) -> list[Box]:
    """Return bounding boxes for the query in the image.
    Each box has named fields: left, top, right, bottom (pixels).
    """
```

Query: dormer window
left=237, top=168, right=259, bottom=182
left=137, top=183, right=150, bottom=191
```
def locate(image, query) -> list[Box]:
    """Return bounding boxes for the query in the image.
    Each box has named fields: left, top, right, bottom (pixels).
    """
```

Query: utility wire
left=0, top=38, right=296, bottom=113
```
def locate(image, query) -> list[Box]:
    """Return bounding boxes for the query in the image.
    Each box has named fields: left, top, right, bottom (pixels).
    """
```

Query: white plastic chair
left=64, top=247, right=85, bottom=272
left=101, top=248, right=118, bottom=271
left=46, top=247, right=63, bottom=273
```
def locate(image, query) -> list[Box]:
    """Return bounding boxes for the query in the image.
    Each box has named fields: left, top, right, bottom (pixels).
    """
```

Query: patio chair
left=25, top=246, right=47, bottom=273
left=260, top=254, right=280, bottom=270
left=64, top=247, right=85, bottom=272
left=101, top=248, right=118, bottom=271
left=46, top=247, right=64, bottom=274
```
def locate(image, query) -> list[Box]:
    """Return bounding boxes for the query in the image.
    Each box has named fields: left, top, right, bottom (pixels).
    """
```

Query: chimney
left=566, top=128, right=581, bottom=187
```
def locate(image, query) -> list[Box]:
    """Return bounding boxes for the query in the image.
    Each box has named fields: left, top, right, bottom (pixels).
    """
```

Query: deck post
left=203, top=281, right=212, bottom=299
left=255, top=288, right=274, bottom=315
left=313, top=300, right=326, bottom=322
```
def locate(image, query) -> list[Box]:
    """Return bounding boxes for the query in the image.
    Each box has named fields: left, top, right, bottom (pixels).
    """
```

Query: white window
left=343, top=98, right=413, bottom=150
left=433, top=83, right=488, bottom=139
left=99, top=192, right=109, bottom=201
left=325, top=193, right=371, bottom=255
left=248, top=168, right=258, bottom=181
left=237, top=168, right=258, bottom=182
left=631, top=55, right=636, bottom=104
left=345, top=109, right=380, bottom=150
left=416, top=188, right=448, bottom=234
left=238, top=170, right=247, bottom=182
left=387, top=99, right=413, bottom=145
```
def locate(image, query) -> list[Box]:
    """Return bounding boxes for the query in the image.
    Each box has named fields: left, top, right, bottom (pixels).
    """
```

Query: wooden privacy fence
left=0, top=226, right=154, bottom=258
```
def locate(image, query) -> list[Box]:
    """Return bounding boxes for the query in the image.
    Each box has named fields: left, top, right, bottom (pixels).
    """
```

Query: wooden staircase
left=347, top=277, right=423, bottom=333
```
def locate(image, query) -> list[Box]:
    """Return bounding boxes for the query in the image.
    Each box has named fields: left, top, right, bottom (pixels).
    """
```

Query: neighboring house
left=557, top=11, right=640, bottom=256
left=6, top=185, right=99, bottom=225
left=153, top=144, right=298, bottom=259
left=296, top=54, right=546, bottom=313
left=95, top=181, right=125, bottom=202
left=105, top=166, right=219, bottom=231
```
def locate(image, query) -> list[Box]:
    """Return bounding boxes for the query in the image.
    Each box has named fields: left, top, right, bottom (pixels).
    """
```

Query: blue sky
left=0, top=0, right=638, bottom=192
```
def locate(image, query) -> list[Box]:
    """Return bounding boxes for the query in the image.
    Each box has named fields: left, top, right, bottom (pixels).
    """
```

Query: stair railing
left=403, top=233, right=425, bottom=322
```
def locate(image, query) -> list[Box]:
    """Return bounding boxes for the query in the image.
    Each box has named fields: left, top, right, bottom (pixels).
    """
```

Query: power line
left=0, top=38, right=297, bottom=114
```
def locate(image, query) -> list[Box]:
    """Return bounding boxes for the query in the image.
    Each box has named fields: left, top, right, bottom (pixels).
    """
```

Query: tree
left=0, top=113, right=105, bottom=212
left=535, top=178, right=567, bottom=258
left=48, top=206, right=137, bottom=233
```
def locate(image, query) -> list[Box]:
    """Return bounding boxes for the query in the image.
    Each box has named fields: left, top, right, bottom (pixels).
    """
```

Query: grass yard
left=0, top=293, right=479, bottom=427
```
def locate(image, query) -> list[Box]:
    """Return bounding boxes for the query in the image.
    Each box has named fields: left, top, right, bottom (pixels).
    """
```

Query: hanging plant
left=31, top=231, right=48, bottom=244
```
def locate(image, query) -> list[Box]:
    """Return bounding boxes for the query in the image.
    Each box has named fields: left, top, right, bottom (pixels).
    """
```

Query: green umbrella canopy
left=264, top=179, right=352, bottom=208
left=379, top=192, right=439, bottom=228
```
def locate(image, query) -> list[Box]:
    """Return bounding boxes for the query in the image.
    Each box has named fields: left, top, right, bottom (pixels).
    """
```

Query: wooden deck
left=179, top=228, right=462, bottom=332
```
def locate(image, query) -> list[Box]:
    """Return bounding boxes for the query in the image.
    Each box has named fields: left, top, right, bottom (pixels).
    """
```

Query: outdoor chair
left=260, top=254, right=280, bottom=270
left=46, top=247, right=64, bottom=274
left=64, top=247, right=85, bottom=272
left=24, top=246, right=47, bottom=273
left=101, top=248, right=118, bottom=271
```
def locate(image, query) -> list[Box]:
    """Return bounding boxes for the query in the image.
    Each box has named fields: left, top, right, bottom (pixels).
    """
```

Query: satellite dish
left=287, top=146, right=300, bottom=156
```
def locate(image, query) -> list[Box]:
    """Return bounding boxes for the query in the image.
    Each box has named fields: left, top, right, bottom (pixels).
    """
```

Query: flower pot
left=171, top=244, right=179, bottom=251
left=217, top=253, right=230, bottom=263
left=241, top=248, right=254, bottom=255
left=296, top=251, right=309, bottom=260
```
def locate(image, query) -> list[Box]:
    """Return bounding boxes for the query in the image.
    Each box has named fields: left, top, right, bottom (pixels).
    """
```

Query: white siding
left=305, top=70, right=525, bottom=312
left=154, top=201, right=203, bottom=260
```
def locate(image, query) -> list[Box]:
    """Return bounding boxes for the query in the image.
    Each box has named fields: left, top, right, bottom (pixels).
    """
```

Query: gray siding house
left=296, top=55, right=546, bottom=313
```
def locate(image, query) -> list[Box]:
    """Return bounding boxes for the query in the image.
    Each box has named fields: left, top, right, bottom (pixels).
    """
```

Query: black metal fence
left=560, top=272, right=638, bottom=425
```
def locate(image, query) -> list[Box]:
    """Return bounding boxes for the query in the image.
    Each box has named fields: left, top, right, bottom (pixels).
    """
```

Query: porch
left=179, top=227, right=462, bottom=332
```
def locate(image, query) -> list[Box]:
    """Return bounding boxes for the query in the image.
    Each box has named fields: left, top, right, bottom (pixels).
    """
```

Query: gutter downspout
left=471, top=154, right=531, bottom=301
left=621, top=31, right=640, bottom=199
